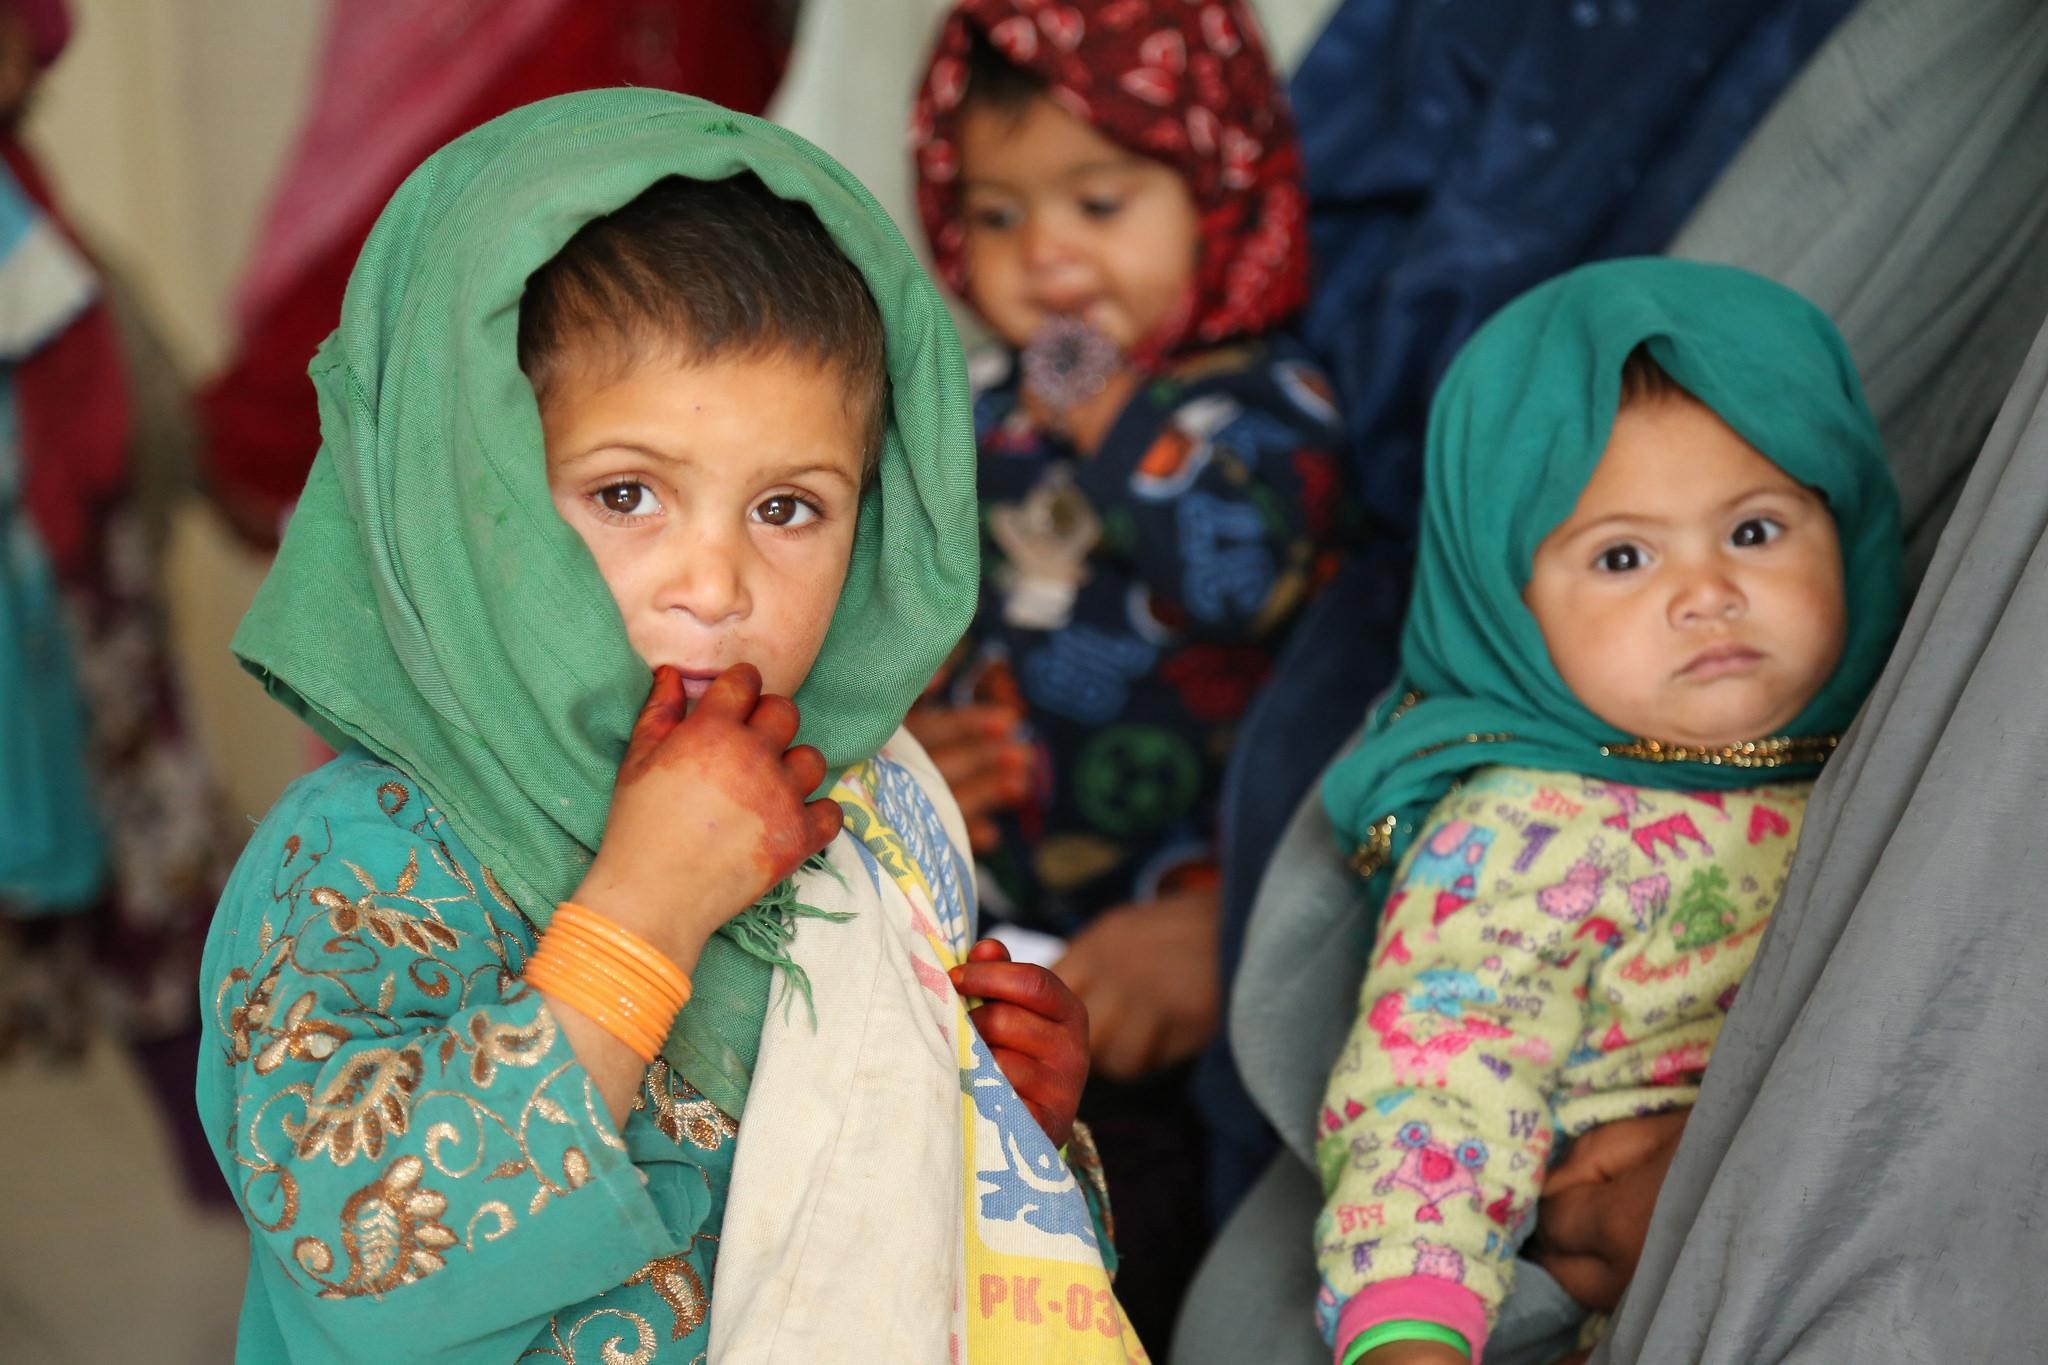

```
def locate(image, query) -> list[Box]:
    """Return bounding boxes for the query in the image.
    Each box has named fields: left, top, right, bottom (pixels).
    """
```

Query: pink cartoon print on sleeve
left=1411, top=1239, right=1469, bottom=1283
left=1404, top=820, right=1494, bottom=927
left=1366, top=969, right=1514, bottom=1089
left=1373, top=1120, right=1488, bottom=1225
left=1535, top=858, right=1608, bottom=923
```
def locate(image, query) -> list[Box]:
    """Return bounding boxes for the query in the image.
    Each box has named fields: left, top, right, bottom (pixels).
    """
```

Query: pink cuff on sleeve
left=1335, top=1276, right=1492, bottom=1364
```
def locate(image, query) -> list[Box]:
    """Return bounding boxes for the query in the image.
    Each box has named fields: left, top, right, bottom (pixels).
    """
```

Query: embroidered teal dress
left=201, top=753, right=733, bottom=1362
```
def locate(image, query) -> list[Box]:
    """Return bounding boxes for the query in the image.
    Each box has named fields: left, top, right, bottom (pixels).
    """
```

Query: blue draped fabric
left=1197, top=0, right=1861, bottom=1224
left=1294, top=0, right=1864, bottom=531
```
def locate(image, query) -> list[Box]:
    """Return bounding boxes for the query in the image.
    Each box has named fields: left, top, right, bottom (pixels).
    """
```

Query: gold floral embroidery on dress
left=292, top=1154, right=458, bottom=1299
left=519, top=1308, right=656, bottom=1364
left=625, top=1241, right=713, bottom=1339
left=521, top=1238, right=718, bottom=1362
left=637, top=1060, right=738, bottom=1152
left=284, top=1043, right=423, bottom=1164
left=210, top=762, right=618, bottom=1297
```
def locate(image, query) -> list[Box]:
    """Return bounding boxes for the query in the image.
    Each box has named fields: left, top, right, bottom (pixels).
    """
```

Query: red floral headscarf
left=911, top=0, right=1309, bottom=365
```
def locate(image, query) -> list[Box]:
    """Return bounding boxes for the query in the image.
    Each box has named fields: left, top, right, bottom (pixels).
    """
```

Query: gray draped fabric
left=1595, top=285, right=2048, bottom=1365
left=1229, top=741, right=1367, bottom=1171
left=1670, top=0, right=2048, bottom=577
left=1177, top=0, right=2048, bottom=1359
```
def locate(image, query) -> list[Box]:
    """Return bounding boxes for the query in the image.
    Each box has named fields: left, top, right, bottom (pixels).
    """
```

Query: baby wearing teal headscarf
left=1314, top=259, right=1900, bottom=1365
left=195, top=92, right=1136, bottom=1363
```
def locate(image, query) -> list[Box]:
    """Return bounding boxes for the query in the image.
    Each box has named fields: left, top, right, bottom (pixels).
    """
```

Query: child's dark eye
left=753, top=494, right=819, bottom=529
left=1593, top=543, right=1646, bottom=573
left=968, top=204, right=1021, bottom=231
left=1730, top=517, right=1783, bottom=548
left=593, top=481, right=660, bottom=518
left=1079, top=196, right=1125, bottom=220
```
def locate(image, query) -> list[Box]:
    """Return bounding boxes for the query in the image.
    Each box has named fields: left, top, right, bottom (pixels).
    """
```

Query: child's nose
left=656, top=532, right=748, bottom=626
left=1020, top=214, right=1078, bottom=274
left=1669, top=563, right=1746, bottom=626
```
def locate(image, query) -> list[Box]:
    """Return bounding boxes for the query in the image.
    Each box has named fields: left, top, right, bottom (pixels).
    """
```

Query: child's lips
left=1036, top=297, right=1111, bottom=330
left=670, top=669, right=723, bottom=701
left=1677, top=643, right=1765, bottom=680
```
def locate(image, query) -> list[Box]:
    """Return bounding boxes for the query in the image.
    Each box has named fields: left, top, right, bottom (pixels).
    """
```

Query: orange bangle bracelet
left=525, top=951, right=662, bottom=1058
left=552, top=905, right=693, bottom=1007
left=548, top=911, right=687, bottom=1011
left=554, top=902, right=693, bottom=1006
left=529, top=964, right=665, bottom=1063
left=531, top=949, right=676, bottom=1038
left=536, top=949, right=671, bottom=1047
left=572, top=950, right=682, bottom=1023
left=526, top=947, right=671, bottom=1062
left=541, top=920, right=683, bottom=1014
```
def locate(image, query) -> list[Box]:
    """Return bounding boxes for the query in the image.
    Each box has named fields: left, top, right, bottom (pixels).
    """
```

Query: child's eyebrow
left=1558, top=482, right=1809, bottom=541
left=962, top=158, right=1144, bottom=194
left=1056, top=158, right=1145, bottom=182
left=756, top=461, right=860, bottom=490
left=550, top=441, right=690, bottom=470
left=1559, top=510, right=1669, bottom=541
left=1709, top=481, right=1807, bottom=514
left=551, top=445, right=858, bottom=489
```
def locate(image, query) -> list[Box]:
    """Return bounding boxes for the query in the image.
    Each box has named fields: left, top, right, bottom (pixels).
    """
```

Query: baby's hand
left=950, top=938, right=1089, bottom=1147
left=572, top=664, right=843, bottom=970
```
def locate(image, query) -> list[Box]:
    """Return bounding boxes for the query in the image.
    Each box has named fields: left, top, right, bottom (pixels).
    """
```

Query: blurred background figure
left=1, top=3, right=248, bottom=1360
left=0, top=0, right=230, bottom=1065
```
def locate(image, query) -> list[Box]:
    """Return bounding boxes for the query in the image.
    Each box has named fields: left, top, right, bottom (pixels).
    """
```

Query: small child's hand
left=950, top=938, right=1088, bottom=1147
left=573, top=664, right=844, bottom=969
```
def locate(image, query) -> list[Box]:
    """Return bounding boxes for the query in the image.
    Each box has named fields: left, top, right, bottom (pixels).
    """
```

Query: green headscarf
left=1322, top=258, right=1900, bottom=895
left=232, top=90, right=979, bottom=1115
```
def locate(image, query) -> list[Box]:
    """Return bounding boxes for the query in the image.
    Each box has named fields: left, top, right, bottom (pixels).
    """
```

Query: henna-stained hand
left=951, top=938, right=1089, bottom=1147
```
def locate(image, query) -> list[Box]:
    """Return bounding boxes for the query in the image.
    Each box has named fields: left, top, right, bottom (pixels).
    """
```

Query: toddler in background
left=910, top=0, right=1347, bottom=1340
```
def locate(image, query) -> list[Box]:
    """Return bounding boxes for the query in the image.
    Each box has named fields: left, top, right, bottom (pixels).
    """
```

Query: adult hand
left=1534, top=1107, right=1692, bottom=1312
left=904, top=702, right=1032, bottom=854
left=951, top=938, right=1089, bottom=1147
left=1051, top=884, right=1221, bottom=1081
left=571, top=664, right=843, bottom=973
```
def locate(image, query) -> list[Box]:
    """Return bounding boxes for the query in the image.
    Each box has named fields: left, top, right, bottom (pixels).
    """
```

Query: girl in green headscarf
left=1310, top=259, right=1900, bottom=1365
left=196, top=91, right=1142, bottom=1362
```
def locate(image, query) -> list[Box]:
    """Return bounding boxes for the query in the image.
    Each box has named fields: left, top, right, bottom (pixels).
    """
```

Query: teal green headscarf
left=232, top=90, right=979, bottom=1115
left=1323, top=258, right=1900, bottom=894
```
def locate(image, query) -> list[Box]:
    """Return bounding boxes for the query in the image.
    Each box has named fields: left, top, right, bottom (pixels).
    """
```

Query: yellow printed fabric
left=711, top=729, right=1147, bottom=1363
left=1314, top=765, right=1809, bottom=1361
